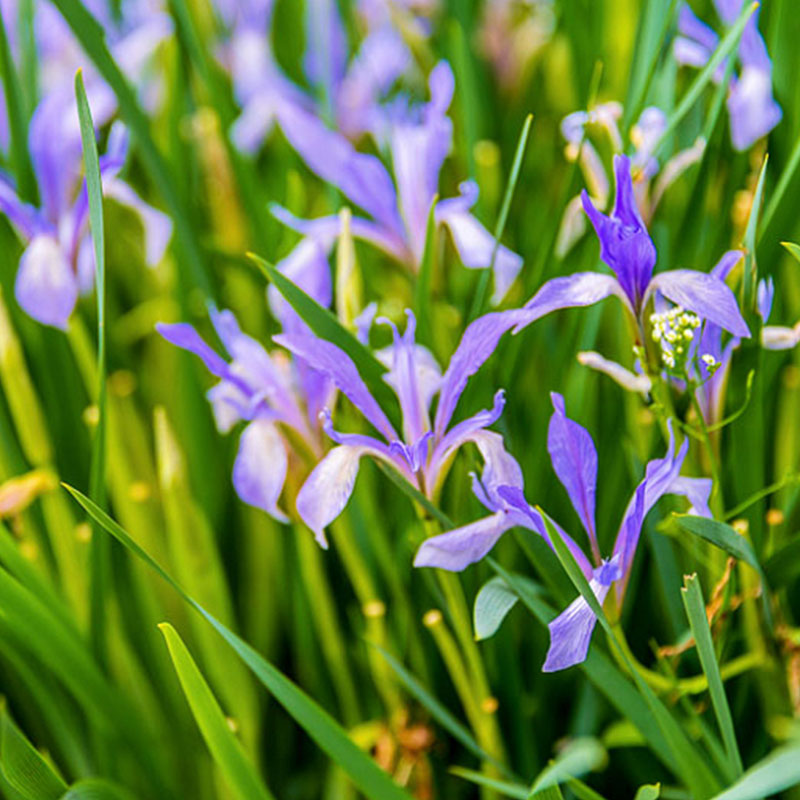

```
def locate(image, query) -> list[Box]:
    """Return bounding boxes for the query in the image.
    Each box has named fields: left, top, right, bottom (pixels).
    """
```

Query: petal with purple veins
left=646, top=269, right=750, bottom=337
left=542, top=560, right=620, bottom=672
left=296, top=445, right=367, bottom=547
left=434, top=310, right=524, bottom=436
left=547, top=393, right=599, bottom=560
left=515, top=272, right=633, bottom=333
left=274, top=332, right=398, bottom=441
left=156, top=321, right=229, bottom=378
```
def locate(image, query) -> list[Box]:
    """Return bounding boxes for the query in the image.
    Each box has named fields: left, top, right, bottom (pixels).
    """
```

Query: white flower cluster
left=650, top=305, right=702, bottom=372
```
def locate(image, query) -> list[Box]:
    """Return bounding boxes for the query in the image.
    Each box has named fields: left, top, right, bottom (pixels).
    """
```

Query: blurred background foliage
left=0, top=0, right=799, bottom=798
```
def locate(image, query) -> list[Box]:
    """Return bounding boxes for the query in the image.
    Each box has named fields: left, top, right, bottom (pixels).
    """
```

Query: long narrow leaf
left=681, top=574, right=743, bottom=778
left=710, top=744, right=800, bottom=800
left=672, top=515, right=772, bottom=629
left=159, top=623, right=275, bottom=800
left=651, top=2, right=756, bottom=159
left=62, top=485, right=417, bottom=800
left=75, top=70, right=109, bottom=667
left=529, top=738, right=607, bottom=796
left=0, top=706, right=67, bottom=800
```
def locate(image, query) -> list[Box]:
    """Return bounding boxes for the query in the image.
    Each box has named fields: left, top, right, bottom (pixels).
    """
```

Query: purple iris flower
left=157, top=295, right=335, bottom=523
left=0, top=0, right=170, bottom=156
left=516, top=154, right=749, bottom=341
left=225, top=0, right=412, bottom=153
left=416, top=393, right=712, bottom=672
left=0, top=121, right=171, bottom=329
left=674, top=1, right=781, bottom=151
left=276, top=308, right=523, bottom=546
left=272, top=62, right=523, bottom=305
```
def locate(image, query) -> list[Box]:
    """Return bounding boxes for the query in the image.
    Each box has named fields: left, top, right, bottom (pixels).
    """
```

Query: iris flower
left=272, top=62, right=524, bottom=305
left=276, top=309, right=523, bottom=546
left=674, top=0, right=781, bottom=151
left=224, top=0, right=413, bottom=153
left=0, top=121, right=171, bottom=329
left=157, top=296, right=334, bottom=523
left=417, top=393, right=711, bottom=672
left=516, top=154, right=749, bottom=342
left=556, top=103, right=705, bottom=257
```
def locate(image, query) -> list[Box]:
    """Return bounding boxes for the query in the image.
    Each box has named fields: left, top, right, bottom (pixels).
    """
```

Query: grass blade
left=528, top=738, right=606, bottom=796
left=681, top=574, right=743, bottom=778
left=369, top=642, right=512, bottom=777
left=672, top=514, right=772, bottom=629
left=75, top=69, right=109, bottom=668
left=0, top=705, right=67, bottom=800
left=710, top=743, right=800, bottom=800
left=62, top=484, right=417, bottom=800
left=450, top=767, right=529, bottom=799
left=159, top=623, right=275, bottom=800
left=651, top=2, right=756, bottom=160
left=469, top=113, right=532, bottom=320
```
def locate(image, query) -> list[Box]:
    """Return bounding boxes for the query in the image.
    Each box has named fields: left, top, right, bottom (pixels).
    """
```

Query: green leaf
left=75, top=69, right=109, bottom=668
left=710, top=744, right=800, bottom=800
left=681, top=574, right=743, bottom=778
left=672, top=515, right=772, bottom=629
left=59, top=779, right=137, bottom=800
left=651, top=2, right=756, bottom=160
left=248, top=252, right=398, bottom=418
left=62, top=485, right=417, bottom=800
left=781, top=241, right=800, bottom=265
left=0, top=706, right=67, bottom=800
left=450, top=767, right=529, bottom=799
left=634, top=784, right=660, bottom=800
left=474, top=574, right=540, bottom=641
left=159, top=623, right=275, bottom=800
left=369, top=642, right=511, bottom=777
left=528, top=738, right=607, bottom=797
left=564, top=777, right=608, bottom=800
left=414, top=195, right=438, bottom=348
left=469, top=113, right=533, bottom=320
left=0, top=567, right=174, bottom=797
left=538, top=509, right=720, bottom=798
left=742, top=154, right=768, bottom=315
left=622, top=0, right=680, bottom=133
left=760, top=119, right=800, bottom=239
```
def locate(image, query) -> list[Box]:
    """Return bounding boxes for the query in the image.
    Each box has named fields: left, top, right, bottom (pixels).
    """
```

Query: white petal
left=232, top=419, right=289, bottom=523
left=296, top=445, right=365, bottom=547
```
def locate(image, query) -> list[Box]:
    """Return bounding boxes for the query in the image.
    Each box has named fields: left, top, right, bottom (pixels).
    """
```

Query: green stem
left=329, top=516, right=403, bottom=716
left=295, top=528, right=361, bottom=726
